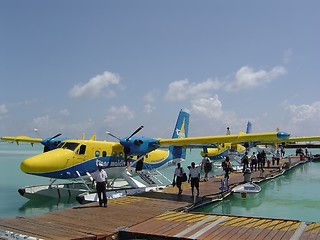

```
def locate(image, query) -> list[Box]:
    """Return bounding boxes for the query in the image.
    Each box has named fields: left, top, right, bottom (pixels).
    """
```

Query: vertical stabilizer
left=246, top=121, right=252, bottom=134
left=170, top=110, right=189, bottom=160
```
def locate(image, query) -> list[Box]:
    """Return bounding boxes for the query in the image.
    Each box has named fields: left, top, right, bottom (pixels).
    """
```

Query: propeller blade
left=106, top=131, right=121, bottom=141
left=126, top=126, right=144, bottom=141
left=47, top=133, right=62, bottom=142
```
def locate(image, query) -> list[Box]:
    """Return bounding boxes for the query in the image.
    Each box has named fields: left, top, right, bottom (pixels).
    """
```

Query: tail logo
left=176, top=120, right=186, bottom=138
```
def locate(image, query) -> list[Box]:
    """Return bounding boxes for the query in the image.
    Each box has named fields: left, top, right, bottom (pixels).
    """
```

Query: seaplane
left=198, top=121, right=320, bottom=171
left=1, top=110, right=191, bottom=201
left=4, top=109, right=320, bottom=203
left=200, top=122, right=253, bottom=161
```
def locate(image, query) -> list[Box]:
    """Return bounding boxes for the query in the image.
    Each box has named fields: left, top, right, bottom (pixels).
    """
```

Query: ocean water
left=0, top=143, right=84, bottom=218
left=195, top=149, right=320, bottom=222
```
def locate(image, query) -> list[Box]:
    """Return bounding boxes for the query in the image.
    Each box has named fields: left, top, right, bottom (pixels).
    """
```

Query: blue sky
left=1, top=1, right=320, bottom=140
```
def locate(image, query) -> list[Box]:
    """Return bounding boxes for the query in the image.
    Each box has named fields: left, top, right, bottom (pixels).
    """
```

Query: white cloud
left=277, top=101, right=320, bottom=135
left=104, top=105, right=135, bottom=127
left=191, top=95, right=223, bottom=120
left=187, top=95, right=252, bottom=135
left=69, top=71, right=121, bottom=98
left=0, top=104, right=8, bottom=114
left=164, top=65, right=286, bottom=101
left=32, top=114, right=95, bottom=137
left=144, top=104, right=155, bottom=113
left=225, top=66, right=287, bottom=92
left=143, top=90, right=159, bottom=103
left=59, top=109, right=70, bottom=116
left=286, top=102, right=320, bottom=124
left=33, top=115, right=50, bottom=127
left=165, top=78, right=223, bottom=101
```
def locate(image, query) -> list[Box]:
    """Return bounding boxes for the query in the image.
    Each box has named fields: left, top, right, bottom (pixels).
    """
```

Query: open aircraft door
left=73, top=144, right=87, bottom=165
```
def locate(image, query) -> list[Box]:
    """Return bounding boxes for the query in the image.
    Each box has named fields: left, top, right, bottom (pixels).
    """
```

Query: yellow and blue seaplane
left=5, top=109, right=318, bottom=203
left=200, top=122, right=253, bottom=161
left=2, top=110, right=191, bottom=201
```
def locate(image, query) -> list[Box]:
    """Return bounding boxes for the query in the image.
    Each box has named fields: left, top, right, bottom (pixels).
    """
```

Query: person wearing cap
left=91, top=164, right=108, bottom=207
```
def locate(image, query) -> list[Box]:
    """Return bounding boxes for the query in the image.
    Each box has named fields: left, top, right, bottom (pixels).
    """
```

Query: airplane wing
left=1, top=136, right=42, bottom=144
left=285, top=136, right=320, bottom=143
left=158, top=131, right=290, bottom=146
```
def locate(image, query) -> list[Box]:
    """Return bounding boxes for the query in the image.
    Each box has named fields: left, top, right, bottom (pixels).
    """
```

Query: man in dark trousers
left=91, top=164, right=108, bottom=207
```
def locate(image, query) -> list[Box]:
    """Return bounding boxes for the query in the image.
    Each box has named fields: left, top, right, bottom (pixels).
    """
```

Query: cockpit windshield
left=58, top=142, right=79, bottom=151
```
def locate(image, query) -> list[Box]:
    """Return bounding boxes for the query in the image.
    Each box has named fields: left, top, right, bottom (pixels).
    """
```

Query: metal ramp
left=136, top=168, right=171, bottom=186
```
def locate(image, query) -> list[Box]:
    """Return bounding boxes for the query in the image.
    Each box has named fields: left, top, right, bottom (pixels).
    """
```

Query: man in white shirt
left=188, top=162, right=200, bottom=197
left=91, top=164, right=108, bottom=207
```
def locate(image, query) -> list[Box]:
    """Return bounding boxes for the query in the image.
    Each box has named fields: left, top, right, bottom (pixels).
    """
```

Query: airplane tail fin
left=244, top=121, right=253, bottom=148
left=246, top=121, right=252, bottom=134
left=169, top=109, right=189, bottom=160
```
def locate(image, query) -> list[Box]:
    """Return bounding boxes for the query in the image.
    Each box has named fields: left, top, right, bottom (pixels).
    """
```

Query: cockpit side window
left=59, top=142, right=79, bottom=151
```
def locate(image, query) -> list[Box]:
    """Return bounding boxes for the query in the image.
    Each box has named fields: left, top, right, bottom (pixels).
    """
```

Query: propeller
left=106, top=131, right=121, bottom=141
left=47, top=133, right=62, bottom=142
left=106, top=126, right=161, bottom=166
left=126, top=126, right=144, bottom=141
left=106, top=126, right=144, bottom=142
left=34, top=128, right=42, bottom=139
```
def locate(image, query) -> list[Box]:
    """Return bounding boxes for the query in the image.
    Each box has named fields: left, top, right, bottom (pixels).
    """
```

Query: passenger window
left=102, top=151, right=107, bottom=157
left=119, top=152, right=123, bottom=157
left=112, top=151, right=117, bottom=156
left=95, top=151, right=100, bottom=157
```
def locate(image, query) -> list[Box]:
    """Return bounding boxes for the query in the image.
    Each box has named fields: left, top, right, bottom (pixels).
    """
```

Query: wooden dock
left=0, top=156, right=319, bottom=240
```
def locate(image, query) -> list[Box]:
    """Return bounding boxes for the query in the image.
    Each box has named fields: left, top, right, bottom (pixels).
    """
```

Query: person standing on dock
left=91, top=164, right=108, bottom=207
left=241, top=152, right=249, bottom=172
left=281, top=146, right=286, bottom=157
left=173, top=162, right=184, bottom=195
left=250, top=152, right=257, bottom=171
left=201, top=154, right=211, bottom=182
left=188, top=162, right=200, bottom=197
left=275, top=149, right=281, bottom=165
left=222, top=156, right=232, bottom=179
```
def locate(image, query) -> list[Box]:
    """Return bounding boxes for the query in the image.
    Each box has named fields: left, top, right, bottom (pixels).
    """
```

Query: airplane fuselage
left=20, top=139, right=178, bottom=179
left=201, top=143, right=246, bottom=160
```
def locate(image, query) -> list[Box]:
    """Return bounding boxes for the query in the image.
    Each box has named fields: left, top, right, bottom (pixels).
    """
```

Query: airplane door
left=136, top=156, right=144, bottom=171
left=74, top=144, right=87, bottom=164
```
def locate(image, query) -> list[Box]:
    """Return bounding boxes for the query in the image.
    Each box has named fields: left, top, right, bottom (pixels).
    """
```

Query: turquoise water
left=0, top=143, right=81, bottom=218
left=195, top=151, right=320, bottom=222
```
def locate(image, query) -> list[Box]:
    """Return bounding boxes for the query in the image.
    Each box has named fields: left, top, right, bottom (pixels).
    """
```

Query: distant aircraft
left=200, top=121, right=253, bottom=160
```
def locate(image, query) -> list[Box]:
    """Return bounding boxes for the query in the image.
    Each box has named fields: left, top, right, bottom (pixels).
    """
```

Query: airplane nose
left=20, top=149, right=72, bottom=173
left=277, top=131, right=290, bottom=139
left=20, top=154, right=51, bottom=173
left=20, top=155, right=42, bottom=173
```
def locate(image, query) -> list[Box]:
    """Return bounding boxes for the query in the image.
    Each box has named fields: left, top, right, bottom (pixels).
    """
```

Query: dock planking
left=0, top=155, right=319, bottom=239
